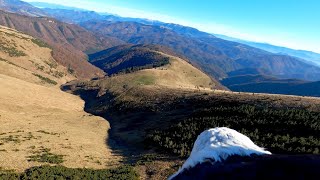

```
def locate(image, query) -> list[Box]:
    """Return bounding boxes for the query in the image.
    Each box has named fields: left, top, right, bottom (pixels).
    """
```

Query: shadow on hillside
left=66, top=87, right=144, bottom=164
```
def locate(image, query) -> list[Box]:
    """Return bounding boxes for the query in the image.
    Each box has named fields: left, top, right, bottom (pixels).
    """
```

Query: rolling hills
left=24, top=4, right=320, bottom=82
left=61, top=48, right=229, bottom=152
left=1, top=2, right=320, bottom=179
left=23, top=3, right=320, bottom=82
left=85, top=45, right=225, bottom=91
left=81, top=21, right=238, bottom=79
left=61, top=49, right=320, bottom=176
left=80, top=20, right=320, bottom=81
left=62, top=44, right=320, bottom=154
left=89, top=44, right=190, bottom=75
left=63, top=68, right=320, bottom=159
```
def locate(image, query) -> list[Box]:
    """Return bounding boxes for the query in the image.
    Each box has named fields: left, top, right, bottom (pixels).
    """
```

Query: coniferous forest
left=148, top=104, right=320, bottom=157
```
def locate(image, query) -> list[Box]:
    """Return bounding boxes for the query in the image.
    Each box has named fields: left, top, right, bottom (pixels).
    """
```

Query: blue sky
left=25, top=0, right=320, bottom=53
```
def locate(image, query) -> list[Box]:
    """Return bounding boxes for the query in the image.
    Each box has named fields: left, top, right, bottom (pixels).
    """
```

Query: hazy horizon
left=24, top=0, right=320, bottom=53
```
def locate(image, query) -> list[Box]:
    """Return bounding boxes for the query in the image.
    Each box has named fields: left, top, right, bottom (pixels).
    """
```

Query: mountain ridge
left=0, top=0, right=47, bottom=17
left=89, top=44, right=188, bottom=75
left=85, top=44, right=226, bottom=91
left=214, top=33, right=320, bottom=66
left=28, top=4, right=320, bottom=81
left=31, top=2, right=320, bottom=74
left=221, top=74, right=320, bottom=97
left=0, top=10, right=125, bottom=78
left=81, top=20, right=320, bottom=81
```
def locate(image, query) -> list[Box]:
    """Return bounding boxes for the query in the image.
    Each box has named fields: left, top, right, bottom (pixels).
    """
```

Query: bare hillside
left=0, top=26, right=121, bottom=172
left=0, top=74, right=121, bottom=171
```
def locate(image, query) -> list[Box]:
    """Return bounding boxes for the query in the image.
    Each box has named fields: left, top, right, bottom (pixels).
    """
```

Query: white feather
left=169, top=127, right=271, bottom=179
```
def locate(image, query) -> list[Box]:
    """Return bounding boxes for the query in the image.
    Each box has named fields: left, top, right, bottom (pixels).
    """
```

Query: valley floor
left=0, top=74, right=122, bottom=172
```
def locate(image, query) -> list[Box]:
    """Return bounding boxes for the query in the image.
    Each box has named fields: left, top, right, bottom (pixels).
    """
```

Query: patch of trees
left=31, top=38, right=51, bottom=49
left=0, top=165, right=139, bottom=180
left=90, top=46, right=171, bottom=75
left=117, top=56, right=170, bottom=75
left=147, top=105, right=320, bottom=157
left=106, top=51, right=170, bottom=75
left=32, top=73, right=57, bottom=85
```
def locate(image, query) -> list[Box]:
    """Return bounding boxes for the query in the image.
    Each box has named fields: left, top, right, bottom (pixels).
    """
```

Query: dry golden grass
left=87, top=53, right=216, bottom=96
left=0, top=74, right=122, bottom=172
left=0, top=25, right=74, bottom=87
left=0, top=26, right=122, bottom=172
left=144, top=53, right=215, bottom=90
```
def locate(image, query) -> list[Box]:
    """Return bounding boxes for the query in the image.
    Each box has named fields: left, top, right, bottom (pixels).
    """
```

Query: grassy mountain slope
left=87, top=44, right=225, bottom=90
left=64, top=78, right=320, bottom=178
left=63, top=76, right=320, bottom=158
left=0, top=74, right=121, bottom=171
left=61, top=43, right=320, bottom=165
left=0, top=25, right=73, bottom=85
left=62, top=48, right=320, bottom=152
left=0, top=10, right=124, bottom=78
left=0, top=26, right=122, bottom=172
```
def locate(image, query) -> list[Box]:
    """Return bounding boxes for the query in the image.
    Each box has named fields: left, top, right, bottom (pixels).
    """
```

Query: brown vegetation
left=0, top=10, right=124, bottom=78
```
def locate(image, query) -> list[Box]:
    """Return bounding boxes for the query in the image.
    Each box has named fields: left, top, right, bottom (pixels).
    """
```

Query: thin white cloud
left=24, top=0, right=320, bottom=53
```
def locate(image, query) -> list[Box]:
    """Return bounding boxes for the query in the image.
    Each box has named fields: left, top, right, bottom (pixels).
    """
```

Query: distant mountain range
left=221, top=68, right=320, bottom=97
left=221, top=74, right=320, bottom=97
left=0, top=0, right=47, bottom=16
left=26, top=4, right=320, bottom=82
left=214, top=34, right=320, bottom=67
left=29, top=1, right=87, bottom=11
left=30, top=2, right=320, bottom=67
left=40, top=8, right=106, bottom=24
left=80, top=20, right=320, bottom=81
